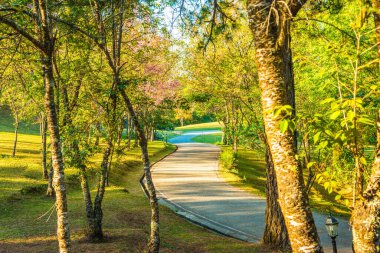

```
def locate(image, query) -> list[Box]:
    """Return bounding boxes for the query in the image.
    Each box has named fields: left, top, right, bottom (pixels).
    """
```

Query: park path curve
left=151, top=131, right=352, bottom=252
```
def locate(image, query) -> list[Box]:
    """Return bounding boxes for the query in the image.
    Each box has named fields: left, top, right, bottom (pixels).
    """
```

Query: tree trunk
left=247, top=1, right=322, bottom=252
left=351, top=110, right=380, bottom=252
left=41, top=114, right=48, bottom=179
left=106, top=145, right=114, bottom=187
left=46, top=159, right=55, bottom=196
left=264, top=143, right=290, bottom=250
left=117, top=117, right=124, bottom=147
left=126, top=113, right=131, bottom=149
left=12, top=115, right=19, bottom=157
left=93, top=140, right=112, bottom=240
left=150, top=127, right=154, bottom=142
left=43, top=54, right=71, bottom=252
left=95, top=123, right=100, bottom=146
left=120, top=88, right=160, bottom=253
left=134, top=123, right=139, bottom=148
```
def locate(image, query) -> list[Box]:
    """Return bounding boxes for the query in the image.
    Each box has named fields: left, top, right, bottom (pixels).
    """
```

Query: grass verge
left=0, top=128, right=275, bottom=252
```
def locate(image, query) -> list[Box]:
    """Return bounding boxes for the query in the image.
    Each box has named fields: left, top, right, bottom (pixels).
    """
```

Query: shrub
left=220, top=148, right=237, bottom=171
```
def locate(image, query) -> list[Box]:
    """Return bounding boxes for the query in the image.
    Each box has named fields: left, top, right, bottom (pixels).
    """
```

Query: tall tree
left=0, top=1, right=71, bottom=251
left=246, top=1, right=322, bottom=252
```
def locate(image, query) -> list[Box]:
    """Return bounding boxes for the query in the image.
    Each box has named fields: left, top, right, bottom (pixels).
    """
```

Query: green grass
left=175, top=122, right=222, bottom=132
left=191, top=133, right=223, bottom=144
left=219, top=147, right=351, bottom=218
left=0, top=119, right=272, bottom=252
left=0, top=109, right=40, bottom=135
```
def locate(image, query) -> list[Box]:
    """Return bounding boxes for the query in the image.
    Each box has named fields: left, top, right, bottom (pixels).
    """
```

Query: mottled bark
left=46, top=158, right=55, bottom=196
left=43, top=55, right=71, bottom=252
left=12, top=115, right=19, bottom=157
left=264, top=144, right=290, bottom=250
left=40, top=114, right=48, bottom=179
left=0, top=0, right=71, bottom=251
left=120, top=88, right=160, bottom=253
left=93, top=141, right=112, bottom=239
left=247, top=1, right=322, bottom=252
left=351, top=110, right=380, bottom=253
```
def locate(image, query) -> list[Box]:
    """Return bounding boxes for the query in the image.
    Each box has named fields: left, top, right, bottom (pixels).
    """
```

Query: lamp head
left=325, top=213, right=339, bottom=238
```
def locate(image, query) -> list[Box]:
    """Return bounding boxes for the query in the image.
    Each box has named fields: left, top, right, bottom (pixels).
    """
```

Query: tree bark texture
left=41, top=114, right=48, bottom=179
left=12, top=116, right=19, bottom=157
left=264, top=144, right=290, bottom=250
left=120, top=88, right=160, bottom=253
left=93, top=140, right=112, bottom=240
left=247, top=1, right=322, bottom=252
left=351, top=110, right=380, bottom=253
left=43, top=55, right=71, bottom=252
left=46, top=158, right=55, bottom=196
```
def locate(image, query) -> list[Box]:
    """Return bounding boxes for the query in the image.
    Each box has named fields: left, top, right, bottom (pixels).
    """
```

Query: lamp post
left=325, top=213, right=339, bottom=253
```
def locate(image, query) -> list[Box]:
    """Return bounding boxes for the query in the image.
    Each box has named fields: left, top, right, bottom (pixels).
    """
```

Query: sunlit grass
left=175, top=122, right=223, bottom=132
left=191, top=133, right=223, bottom=144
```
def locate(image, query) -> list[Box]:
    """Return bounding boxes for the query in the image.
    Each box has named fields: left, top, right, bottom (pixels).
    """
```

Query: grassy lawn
left=175, top=122, right=222, bottom=132
left=0, top=119, right=274, bottom=252
left=219, top=147, right=351, bottom=218
left=191, top=133, right=223, bottom=144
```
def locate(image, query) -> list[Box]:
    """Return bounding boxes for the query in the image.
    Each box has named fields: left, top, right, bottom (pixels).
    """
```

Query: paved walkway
left=152, top=131, right=352, bottom=252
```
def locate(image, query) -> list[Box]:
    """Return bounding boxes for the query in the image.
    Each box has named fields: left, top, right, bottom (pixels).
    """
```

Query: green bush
left=220, top=148, right=237, bottom=171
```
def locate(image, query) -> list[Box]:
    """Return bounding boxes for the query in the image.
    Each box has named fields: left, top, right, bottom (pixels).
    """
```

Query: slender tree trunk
left=69, top=140, right=97, bottom=241
left=351, top=110, right=380, bottom=252
left=117, top=117, right=124, bottom=147
left=46, top=160, right=55, bottom=196
left=150, top=126, right=154, bottom=142
left=93, top=140, right=112, bottom=240
left=12, top=115, right=19, bottom=157
left=127, top=113, right=131, bottom=149
left=120, top=88, right=159, bottom=253
left=41, top=114, right=48, bottom=179
left=106, top=145, right=114, bottom=187
left=134, top=123, right=139, bottom=148
left=95, top=123, right=100, bottom=146
left=247, top=1, right=322, bottom=252
left=264, top=143, right=290, bottom=250
left=43, top=55, right=71, bottom=252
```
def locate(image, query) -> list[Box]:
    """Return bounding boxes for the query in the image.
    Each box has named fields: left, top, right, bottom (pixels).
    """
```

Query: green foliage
left=220, top=148, right=237, bottom=171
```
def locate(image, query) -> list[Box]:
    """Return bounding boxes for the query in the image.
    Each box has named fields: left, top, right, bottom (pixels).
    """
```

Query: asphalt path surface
left=152, top=130, right=353, bottom=252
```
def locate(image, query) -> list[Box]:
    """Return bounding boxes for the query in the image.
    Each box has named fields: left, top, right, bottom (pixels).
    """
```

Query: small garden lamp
left=325, top=213, right=339, bottom=253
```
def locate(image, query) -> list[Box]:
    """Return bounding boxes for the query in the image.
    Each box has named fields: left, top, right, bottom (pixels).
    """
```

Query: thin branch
left=0, top=15, right=44, bottom=50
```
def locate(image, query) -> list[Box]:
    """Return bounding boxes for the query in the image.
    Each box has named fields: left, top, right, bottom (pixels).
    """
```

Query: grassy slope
left=191, top=133, right=223, bottom=145
left=0, top=118, right=273, bottom=252
left=175, top=122, right=222, bottom=132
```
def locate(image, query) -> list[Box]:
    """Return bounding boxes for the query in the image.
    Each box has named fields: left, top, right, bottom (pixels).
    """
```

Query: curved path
left=152, top=131, right=352, bottom=252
